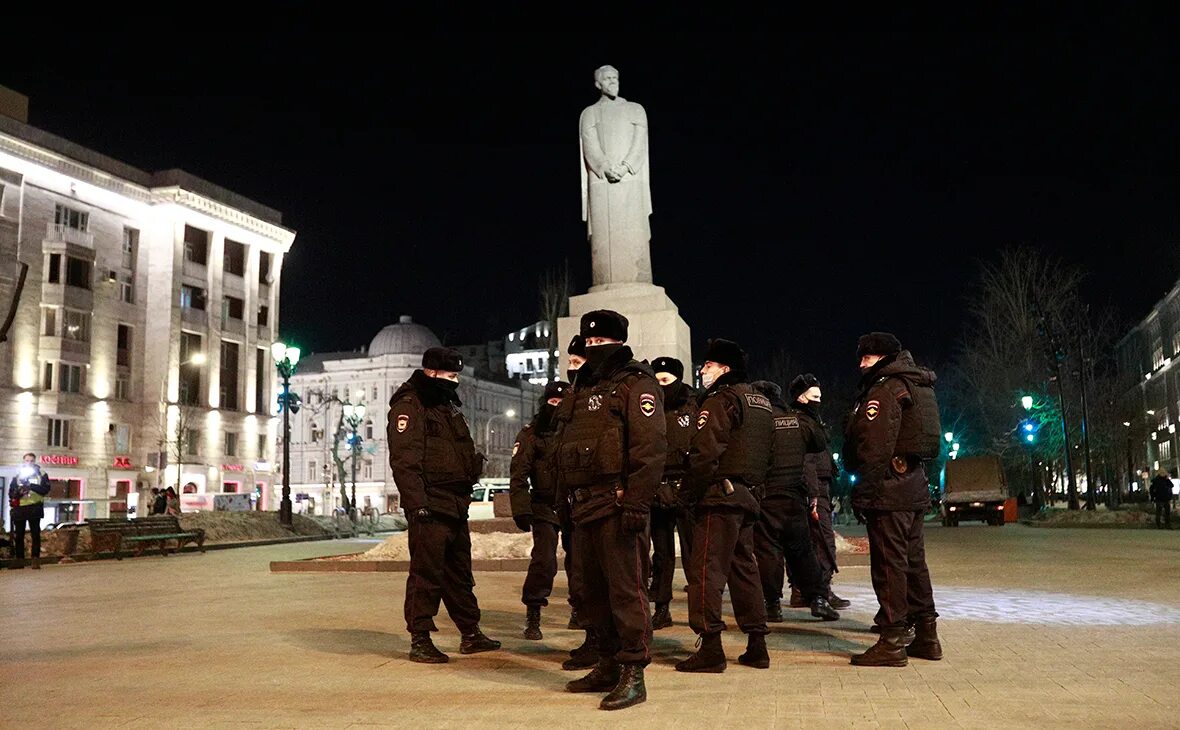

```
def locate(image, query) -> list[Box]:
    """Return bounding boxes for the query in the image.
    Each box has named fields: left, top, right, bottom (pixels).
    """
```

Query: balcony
left=45, top=221, right=94, bottom=247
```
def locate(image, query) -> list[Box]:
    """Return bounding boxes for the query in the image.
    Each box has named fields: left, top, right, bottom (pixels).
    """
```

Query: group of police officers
left=386, top=310, right=942, bottom=711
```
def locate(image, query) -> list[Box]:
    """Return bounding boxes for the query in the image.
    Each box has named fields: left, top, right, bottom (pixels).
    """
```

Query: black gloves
left=514, top=514, right=533, bottom=532
left=621, top=509, right=648, bottom=533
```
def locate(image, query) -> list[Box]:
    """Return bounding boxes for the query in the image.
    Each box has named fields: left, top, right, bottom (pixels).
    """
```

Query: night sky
left=6, top=31, right=1179, bottom=379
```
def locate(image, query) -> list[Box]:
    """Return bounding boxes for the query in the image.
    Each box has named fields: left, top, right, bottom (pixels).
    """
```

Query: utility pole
left=1077, top=333, right=1095, bottom=510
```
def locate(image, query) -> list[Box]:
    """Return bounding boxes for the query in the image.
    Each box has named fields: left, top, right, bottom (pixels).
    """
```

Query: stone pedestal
left=558, top=283, right=691, bottom=373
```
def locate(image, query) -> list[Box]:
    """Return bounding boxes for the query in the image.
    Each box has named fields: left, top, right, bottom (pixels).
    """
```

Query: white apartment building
left=0, top=93, right=295, bottom=528
left=286, top=316, right=541, bottom=516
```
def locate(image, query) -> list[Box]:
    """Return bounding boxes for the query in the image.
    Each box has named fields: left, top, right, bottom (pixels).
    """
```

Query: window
left=363, top=461, right=373, bottom=480
left=257, top=304, right=269, bottom=328
left=225, top=431, right=238, bottom=457
left=63, top=310, right=89, bottom=342
left=1161, top=440, right=1172, bottom=462
left=309, top=421, right=321, bottom=444
left=47, top=253, right=61, bottom=283
left=372, top=386, right=378, bottom=401
left=1173, top=330, right=1180, bottom=357
left=224, top=239, right=246, bottom=276
left=220, top=341, right=240, bottom=410
left=122, top=227, right=138, bottom=269
left=223, top=296, right=244, bottom=322
left=56, top=363, right=82, bottom=393
left=308, top=460, right=317, bottom=478
left=65, top=257, right=91, bottom=289
left=117, top=324, right=132, bottom=367
left=257, top=434, right=268, bottom=459
left=54, top=204, right=88, bottom=231
left=47, top=418, right=71, bottom=448
left=258, top=250, right=272, bottom=285
left=255, top=348, right=267, bottom=413
left=184, top=428, right=200, bottom=456
left=223, top=482, right=239, bottom=493
left=180, top=285, right=206, bottom=311
left=115, top=374, right=130, bottom=400
left=114, top=424, right=131, bottom=454
left=118, top=273, right=134, bottom=304
left=179, top=332, right=203, bottom=405
left=364, top=420, right=374, bottom=440
left=183, top=225, right=209, bottom=265
left=42, top=362, right=53, bottom=390
left=42, top=307, right=56, bottom=336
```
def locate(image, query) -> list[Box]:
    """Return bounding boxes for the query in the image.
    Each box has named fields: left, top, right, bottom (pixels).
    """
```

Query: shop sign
left=222, top=464, right=245, bottom=472
left=41, top=454, right=79, bottom=466
left=112, top=457, right=133, bottom=469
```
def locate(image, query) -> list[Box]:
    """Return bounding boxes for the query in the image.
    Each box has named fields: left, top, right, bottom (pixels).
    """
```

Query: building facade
left=1116, top=281, right=1180, bottom=486
left=286, top=316, right=541, bottom=516
left=0, top=97, right=295, bottom=528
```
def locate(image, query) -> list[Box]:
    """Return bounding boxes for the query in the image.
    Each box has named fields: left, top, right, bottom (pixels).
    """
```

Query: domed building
left=285, top=316, right=540, bottom=516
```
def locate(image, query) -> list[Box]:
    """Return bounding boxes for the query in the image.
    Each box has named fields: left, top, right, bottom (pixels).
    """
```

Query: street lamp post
left=484, top=409, right=517, bottom=473
left=341, top=399, right=367, bottom=523
left=271, top=342, right=301, bottom=525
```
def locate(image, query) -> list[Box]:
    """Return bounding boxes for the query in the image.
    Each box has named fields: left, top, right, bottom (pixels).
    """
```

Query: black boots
left=408, top=631, right=449, bottom=664
left=566, top=657, right=620, bottom=692
left=600, top=664, right=646, bottom=711
left=563, top=629, right=598, bottom=670
left=567, top=608, right=580, bottom=630
left=524, top=606, right=542, bottom=640
left=766, top=599, right=784, bottom=623
left=906, top=618, right=943, bottom=660
left=651, top=603, right=672, bottom=630
left=789, top=587, right=806, bottom=607
left=827, top=590, right=850, bottom=609
left=810, top=596, right=840, bottom=621
left=737, top=633, right=770, bottom=669
left=459, top=628, right=501, bottom=654
left=675, top=632, right=727, bottom=673
left=850, top=627, right=911, bottom=667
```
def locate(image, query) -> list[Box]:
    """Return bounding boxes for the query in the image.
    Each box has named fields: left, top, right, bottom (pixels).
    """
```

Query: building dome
left=368, top=315, right=441, bottom=357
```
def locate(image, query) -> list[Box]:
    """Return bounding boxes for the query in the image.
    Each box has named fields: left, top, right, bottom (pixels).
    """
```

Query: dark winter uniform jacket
left=683, top=372, right=772, bottom=515
left=508, top=408, right=562, bottom=525
left=794, top=404, right=837, bottom=499
left=845, top=351, right=934, bottom=511
left=387, top=370, right=485, bottom=520
left=764, top=397, right=827, bottom=499
left=553, top=345, right=667, bottom=525
left=654, top=380, right=698, bottom=508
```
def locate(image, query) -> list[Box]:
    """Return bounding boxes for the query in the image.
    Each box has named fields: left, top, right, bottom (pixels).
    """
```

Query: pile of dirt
left=1029, top=507, right=1165, bottom=528
left=835, top=532, right=869, bottom=554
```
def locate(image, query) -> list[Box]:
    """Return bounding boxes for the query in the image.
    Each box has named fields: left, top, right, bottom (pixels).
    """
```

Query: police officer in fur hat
left=558, top=310, right=666, bottom=710
left=388, top=346, right=501, bottom=664
left=677, top=339, right=772, bottom=673
left=567, top=335, right=588, bottom=385
left=648, top=356, right=698, bottom=630
left=510, top=380, right=573, bottom=641
left=844, top=332, right=943, bottom=667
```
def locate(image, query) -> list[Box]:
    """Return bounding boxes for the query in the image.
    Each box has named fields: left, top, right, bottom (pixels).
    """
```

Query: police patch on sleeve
left=697, top=410, right=710, bottom=429
left=396, top=414, right=410, bottom=433
left=639, top=392, right=656, bottom=417
left=512, top=441, right=520, bottom=456
left=865, top=400, right=880, bottom=421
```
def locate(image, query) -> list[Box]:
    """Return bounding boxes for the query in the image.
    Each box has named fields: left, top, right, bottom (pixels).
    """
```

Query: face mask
left=701, top=370, right=717, bottom=389
left=432, top=376, right=459, bottom=392
left=583, top=343, right=623, bottom=370
left=567, top=368, right=579, bottom=383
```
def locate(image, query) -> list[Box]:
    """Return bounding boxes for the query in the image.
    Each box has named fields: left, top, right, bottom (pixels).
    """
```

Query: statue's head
left=594, top=65, right=620, bottom=99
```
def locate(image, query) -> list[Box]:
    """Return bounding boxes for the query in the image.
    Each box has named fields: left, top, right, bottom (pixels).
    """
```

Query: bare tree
left=539, top=260, right=573, bottom=382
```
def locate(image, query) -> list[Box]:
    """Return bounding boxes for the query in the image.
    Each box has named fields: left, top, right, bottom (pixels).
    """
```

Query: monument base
left=558, top=284, right=692, bottom=375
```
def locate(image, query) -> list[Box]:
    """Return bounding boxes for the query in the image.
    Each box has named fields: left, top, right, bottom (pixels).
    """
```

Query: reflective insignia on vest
left=512, top=441, right=520, bottom=456
left=744, top=393, right=773, bottom=412
left=865, top=400, right=880, bottom=421
left=588, top=394, right=604, bottom=411
left=639, top=393, right=656, bottom=417
left=678, top=414, right=691, bottom=428
left=697, top=410, right=710, bottom=429
left=396, top=414, right=409, bottom=433
left=774, top=416, right=800, bottom=429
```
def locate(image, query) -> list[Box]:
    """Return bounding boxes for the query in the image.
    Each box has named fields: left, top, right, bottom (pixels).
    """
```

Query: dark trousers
left=11, top=505, right=41, bottom=560
left=572, top=514, right=652, bottom=665
left=809, top=495, right=839, bottom=582
left=1156, top=501, right=1173, bottom=528
left=522, top=520, right=575, bottom=608
left=865, top=509, right=937, bottom=629
left=754, top=495, right=827, bottom=604
left=650, top=506, right=682, bottom=605
left=404, top=515, right=481, bottom=634
left=687, top=507, right=767, bottom=636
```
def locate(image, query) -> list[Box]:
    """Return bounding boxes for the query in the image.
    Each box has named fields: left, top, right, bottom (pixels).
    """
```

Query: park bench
left=86, top=516, right=206, bottom=560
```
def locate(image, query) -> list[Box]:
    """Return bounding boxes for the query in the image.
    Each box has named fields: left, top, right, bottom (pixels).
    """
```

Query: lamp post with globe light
left=484, top=409, right=517, bottom=475
left=271, top=342, right=301, bottom=525
left=341, top=398, right=367, bottom=523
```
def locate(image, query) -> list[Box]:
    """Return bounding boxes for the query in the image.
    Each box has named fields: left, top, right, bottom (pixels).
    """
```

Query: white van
left=468, top=483, right=510, bottom=521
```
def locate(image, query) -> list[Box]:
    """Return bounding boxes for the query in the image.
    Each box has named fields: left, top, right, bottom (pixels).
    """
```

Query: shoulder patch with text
left=697, top=410, right=710, bottom=429
left=865, top=400, right=881, bottom=421
left=774, top=416, right=800, bottom=430
left=744, top=393, right=773, bottom=412
left=639, top=392, right=656, bottom=417
left=395, top=414, right=409, bottom=433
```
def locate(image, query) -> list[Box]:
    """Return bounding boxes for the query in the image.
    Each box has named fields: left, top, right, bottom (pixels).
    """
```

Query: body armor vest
left=766, top=406, right=806, bottom=495
left=554, top=373, right=634, bottom=489
left=714, top=383, right=774, bottom=485
left=530, top=428, right=560, bottom=500
left=405, top=396, right=481, bottom=490
left=663, top=397, right=695, bottom=480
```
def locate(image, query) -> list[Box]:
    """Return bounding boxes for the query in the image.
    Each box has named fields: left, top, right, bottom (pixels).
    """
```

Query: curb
left=270, top=552, right=872, bottom=573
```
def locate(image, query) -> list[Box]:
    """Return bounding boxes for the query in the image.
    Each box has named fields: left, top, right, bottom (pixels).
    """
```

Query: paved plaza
left=2, top=524, right=1179, bottom=728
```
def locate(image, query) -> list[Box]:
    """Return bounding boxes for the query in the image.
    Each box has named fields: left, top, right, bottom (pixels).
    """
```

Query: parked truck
left=941, top=455, right=1008, bottom=526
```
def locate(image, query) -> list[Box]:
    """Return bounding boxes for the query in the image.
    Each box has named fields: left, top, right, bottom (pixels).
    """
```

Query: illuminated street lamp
left=484, top=409, right=517, bottom=460
left=1021, top=395, right=1033, bottom=411
left=944, top=432, right=954, bottom=443
left=271, top=341, right=301, bottom=525
left=341, top=399, right=367, bottom=522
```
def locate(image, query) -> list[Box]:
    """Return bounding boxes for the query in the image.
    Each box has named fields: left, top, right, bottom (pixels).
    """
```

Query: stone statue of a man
left=580, top=65, right=652, bottom=291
